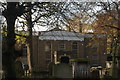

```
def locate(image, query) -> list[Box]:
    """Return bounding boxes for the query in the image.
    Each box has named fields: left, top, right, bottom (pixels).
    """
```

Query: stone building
left=32, top=28, right=107, bottom=71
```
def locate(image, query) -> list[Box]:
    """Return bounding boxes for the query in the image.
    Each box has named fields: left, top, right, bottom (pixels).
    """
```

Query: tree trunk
left=2, top=2, right=17, bottom=79
left=5, top=14, right=16, bottom=79
left=116, top=8, right=120, bottom=79
left=26, top=10, right=33, bottom=73
left=111, top=6, right=120, bottom=79
left=79, top=20, right=82, bottom=33
left=26, top=44, right=32, bottom=71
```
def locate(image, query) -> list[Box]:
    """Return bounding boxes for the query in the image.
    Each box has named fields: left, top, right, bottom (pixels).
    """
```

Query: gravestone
left=52, top=56, right=72, bottom=78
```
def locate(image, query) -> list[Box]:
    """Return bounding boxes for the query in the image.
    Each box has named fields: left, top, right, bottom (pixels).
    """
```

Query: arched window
left=72, top=42, right=77, bottom=52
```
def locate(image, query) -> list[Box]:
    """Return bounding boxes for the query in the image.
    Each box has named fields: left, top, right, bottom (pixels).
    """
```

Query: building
left=32, top=28, right=107, bottom=72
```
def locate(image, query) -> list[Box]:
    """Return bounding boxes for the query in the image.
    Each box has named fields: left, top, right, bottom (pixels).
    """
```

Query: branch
left=15, top=33, right=28, bottom=38
left=104, top=25, right=120, bottom=30
left=1, top=3, right=6, bottom=9
left=16, top=2, right=35, bottom=17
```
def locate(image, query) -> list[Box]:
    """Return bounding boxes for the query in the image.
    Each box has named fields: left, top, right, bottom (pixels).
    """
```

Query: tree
left=90, top=2, right=120, bottom=78
left=93, top=10, right=118, bottom=36
left=2, top=2, right=82, bottom=78
left=67, top=17, right=82, bottom=32
left=2, top=2, right=35, bottom=78
left=65, top=2, right=120, bottom=78
left=67, top=16, right=93, bottom=33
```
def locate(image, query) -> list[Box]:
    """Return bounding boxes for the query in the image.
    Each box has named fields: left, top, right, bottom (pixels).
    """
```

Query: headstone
left=91, top=69, right=100, bottom=79
left=15, top=57, right=24, bottom=78
left=52, top=56, right=72, bottom=78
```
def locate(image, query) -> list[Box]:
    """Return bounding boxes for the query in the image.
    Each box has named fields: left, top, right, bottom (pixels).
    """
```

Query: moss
left=55, top=62, right=60, bottom=64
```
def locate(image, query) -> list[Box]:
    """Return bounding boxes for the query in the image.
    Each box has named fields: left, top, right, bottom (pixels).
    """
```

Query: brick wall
left=32, top=35, right=107, bottom=70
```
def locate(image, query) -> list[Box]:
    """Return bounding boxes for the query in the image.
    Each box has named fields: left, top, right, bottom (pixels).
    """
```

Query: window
left=92, top=54, right=99, bottom=65
left=45, top=42, right=51, bottom=52
left=72, top=42, right=77, bottom=52
left=59, top=42, right=65, bottom=51
left=92, top=54, right=99, bottom=61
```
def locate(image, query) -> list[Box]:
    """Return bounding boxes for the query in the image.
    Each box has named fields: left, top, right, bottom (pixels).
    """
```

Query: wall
left=32, top=34, right=107, bottom=70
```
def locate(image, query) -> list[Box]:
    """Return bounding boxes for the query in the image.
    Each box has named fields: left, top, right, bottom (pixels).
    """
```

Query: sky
left=0, top=2, right=99, bottom=32
left=0, top=0, right=119, bottom=2
left=1, top=1, right=119, bottom=32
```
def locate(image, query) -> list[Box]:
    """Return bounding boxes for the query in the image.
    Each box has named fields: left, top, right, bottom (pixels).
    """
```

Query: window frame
left=72, top=42, right=78, bottom=52
left=58, top=42, right=66, bottom=51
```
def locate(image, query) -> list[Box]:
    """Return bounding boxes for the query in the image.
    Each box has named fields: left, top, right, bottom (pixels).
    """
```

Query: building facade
left=32, top=28, right=107, bottom=71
